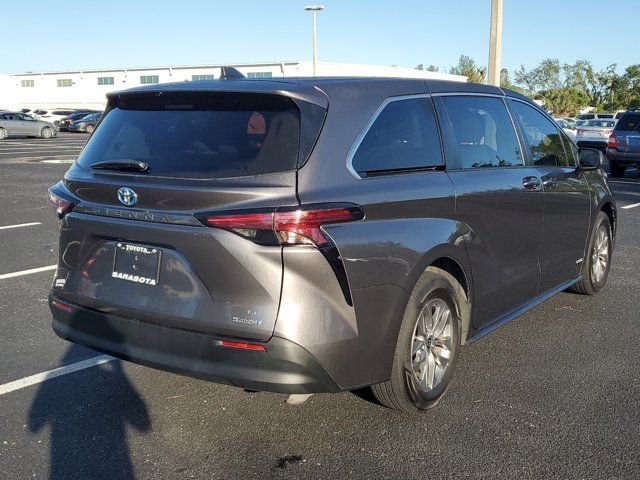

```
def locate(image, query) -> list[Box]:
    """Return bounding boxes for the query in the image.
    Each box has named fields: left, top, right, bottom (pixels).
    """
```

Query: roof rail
left=219, top=66, right=246, bottom=80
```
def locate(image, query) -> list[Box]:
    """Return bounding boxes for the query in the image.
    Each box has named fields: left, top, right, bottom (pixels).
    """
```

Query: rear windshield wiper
left=91, top=160, right=150, bottom=173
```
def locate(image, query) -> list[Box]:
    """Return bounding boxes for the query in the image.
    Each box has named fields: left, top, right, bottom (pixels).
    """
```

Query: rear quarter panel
left=289, top=81, right=472, bottom=388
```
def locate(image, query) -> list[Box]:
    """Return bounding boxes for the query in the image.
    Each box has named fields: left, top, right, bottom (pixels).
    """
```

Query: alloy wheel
left=591, top=224, right=609, bottom=284
left=410, top=297, right=453, bottom=392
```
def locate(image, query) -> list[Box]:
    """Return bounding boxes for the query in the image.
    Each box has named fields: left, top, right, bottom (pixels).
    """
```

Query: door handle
left=522, top=176, right=542, bottom=191
left=541, top=176, right=558, bottom=188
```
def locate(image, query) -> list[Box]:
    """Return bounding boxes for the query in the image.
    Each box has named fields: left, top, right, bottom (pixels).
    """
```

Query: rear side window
left=440, top=96, right=523, bottom=168
left=351, top=97, right=442, bottom=176
left=76, top=93, right=302, bottom=179
left=509, top=100, right=572, bottom=167
left=615, top=114, right=640, bottom=132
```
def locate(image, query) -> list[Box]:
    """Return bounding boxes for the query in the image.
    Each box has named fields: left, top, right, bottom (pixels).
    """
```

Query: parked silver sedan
left=576, top=119, right=616, bottom=150
left=0, top=112, right=57, bottom=140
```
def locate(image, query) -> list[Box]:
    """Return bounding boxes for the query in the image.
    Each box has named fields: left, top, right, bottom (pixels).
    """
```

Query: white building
left=0, top=61, right=465, bottom=111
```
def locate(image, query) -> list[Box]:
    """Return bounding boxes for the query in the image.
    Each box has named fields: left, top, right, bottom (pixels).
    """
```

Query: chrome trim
left=346, top=93, right=433, bottom=180
left=430, top=92, right=505, bottom=98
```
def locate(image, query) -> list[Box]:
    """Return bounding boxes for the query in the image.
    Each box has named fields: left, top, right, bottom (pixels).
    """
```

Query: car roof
left=107, top=77, right=537, bottom=109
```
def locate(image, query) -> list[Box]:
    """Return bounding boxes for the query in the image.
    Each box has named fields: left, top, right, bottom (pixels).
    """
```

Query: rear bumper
left=606, top=149, right=640, bottom=165
left=577, top=140, right=607, bottom=150
left=49, top=295, right=341, bottom=394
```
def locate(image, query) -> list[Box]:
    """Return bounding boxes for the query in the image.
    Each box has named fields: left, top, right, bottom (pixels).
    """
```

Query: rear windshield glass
left=76, top=93, right=301, bottom=179
left=615, top=114, right=640, bottom=132
left=585, top=120, right=615, bottom=127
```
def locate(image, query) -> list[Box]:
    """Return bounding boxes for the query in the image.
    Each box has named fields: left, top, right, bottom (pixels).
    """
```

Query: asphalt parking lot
left=0, top=133, right=639, bottom=479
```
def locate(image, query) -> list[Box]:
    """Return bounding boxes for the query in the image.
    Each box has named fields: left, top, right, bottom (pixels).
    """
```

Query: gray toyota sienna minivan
left=48, top=77, right=616, bottom=412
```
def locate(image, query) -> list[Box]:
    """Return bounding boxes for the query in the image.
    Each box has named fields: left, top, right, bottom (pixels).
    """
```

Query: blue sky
left=3, top=0, right=635, bottom=74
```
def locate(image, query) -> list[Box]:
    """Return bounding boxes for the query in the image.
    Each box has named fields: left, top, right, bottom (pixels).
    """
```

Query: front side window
left=57, top=79, right=72, bottom=87
left=440, top=96, right=522, bottom=169
left=351, top=97, right=442, bottom=176
left=140, top=75, right=159, bottom=84
left=509, top=100, right=572, bottom=167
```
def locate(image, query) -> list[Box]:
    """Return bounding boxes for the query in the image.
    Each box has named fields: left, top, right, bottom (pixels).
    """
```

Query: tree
left=563, top=60, right=617, bottom=110
left=416, top=64, right=439, bottom=72
left=500, top=68, right=524, bottom=93
left=539, top=88, right=588, bottom=117
left=449, top=55, right=486, bottom=83
left=608, top=64, right=640, bottom=110
left=514, top=58, right=563, bottom=93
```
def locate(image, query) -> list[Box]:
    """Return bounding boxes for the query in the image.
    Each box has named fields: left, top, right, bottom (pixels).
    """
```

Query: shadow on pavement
left=28, top=324, right=151, bottom=480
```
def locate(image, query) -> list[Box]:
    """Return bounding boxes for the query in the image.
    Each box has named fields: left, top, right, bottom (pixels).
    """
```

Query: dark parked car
left=59, top=112, right=92, bottom=131
left=606, top=111, right=640, bottom=177
left=0, top=112, right=57, bottom=139
left=67, top=112, right=102, bottom=133
left=48, top=78, right=616, bottom=412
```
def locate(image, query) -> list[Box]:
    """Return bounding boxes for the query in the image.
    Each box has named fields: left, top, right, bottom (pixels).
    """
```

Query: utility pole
left=487, top=0, right=503, bottom=86
left=304, top=6, right=324, bottom=77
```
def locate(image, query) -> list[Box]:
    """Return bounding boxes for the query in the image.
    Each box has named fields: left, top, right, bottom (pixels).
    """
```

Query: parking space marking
left=0, top=265, right=56, bottom=280
left=0, top=355, right=115, bottom=396
left=622, top=202, right=640, bottom=210
left=6, top=156, right=77, bottom=163
left=0, top=222, right=41, bottom=230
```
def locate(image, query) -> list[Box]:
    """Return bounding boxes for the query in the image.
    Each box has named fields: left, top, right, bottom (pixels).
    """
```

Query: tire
left=0, top=128, right=6, bottom=140
left=41, top=127, right=53, bottom=139
left=609, top=163, right=626, bottom=178
left=570, top=211, right=612, bottom=295
left=371, top=267, right=464, bottom=413
left=86, top=124, right=95, bottom=134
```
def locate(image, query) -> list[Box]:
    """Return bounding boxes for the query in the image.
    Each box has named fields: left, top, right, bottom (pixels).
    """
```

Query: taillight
left=202, top=204, right=364, bottom=247
left=47, top=182, right=77, bottom=219
left=51, top=299, right=72, bottom=312
left=608, top=134, right=617, bottom=148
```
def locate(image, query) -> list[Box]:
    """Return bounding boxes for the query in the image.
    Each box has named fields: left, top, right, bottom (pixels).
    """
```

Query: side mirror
left=578, top=148, right=603, bottom=170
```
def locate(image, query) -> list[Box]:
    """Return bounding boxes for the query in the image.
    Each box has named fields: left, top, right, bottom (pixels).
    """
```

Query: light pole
left=304, top=5, right=324, bottom=77
left=487, top=0, right=503, bottom=86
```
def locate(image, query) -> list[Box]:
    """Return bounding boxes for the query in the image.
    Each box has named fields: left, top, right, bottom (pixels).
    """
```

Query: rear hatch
left=51, top=85, right=327, bottom=341
left=612, top=113, right=640, bottom=153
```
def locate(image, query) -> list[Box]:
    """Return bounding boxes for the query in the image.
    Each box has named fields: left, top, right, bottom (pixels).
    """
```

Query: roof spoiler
left=219, top=66, right=246, bottom=80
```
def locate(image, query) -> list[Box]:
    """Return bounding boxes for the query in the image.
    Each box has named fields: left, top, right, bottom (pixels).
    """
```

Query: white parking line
left=621, top=202, right=640, bottom=210
left=6, top=156, right=77, bottom=162
left=0, top=355, right=115, bottom=396
left=0, top=265, right=56, bottom=280
left=0, top=222, right=41, bottom=230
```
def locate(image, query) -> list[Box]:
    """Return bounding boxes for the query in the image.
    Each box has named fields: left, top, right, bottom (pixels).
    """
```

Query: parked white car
left=554, top=118, right=576, bottom=141
left=33, top=109, right=77, bottom=128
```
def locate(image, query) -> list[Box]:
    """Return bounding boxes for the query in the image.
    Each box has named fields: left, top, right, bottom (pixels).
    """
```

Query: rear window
left=615, top=114, right=640, bottom=132
left=76, top=93, right=302, bottom=179
left=586, top=120, right=615, bottom=127
left=351, top=97, right=442, bottom=176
